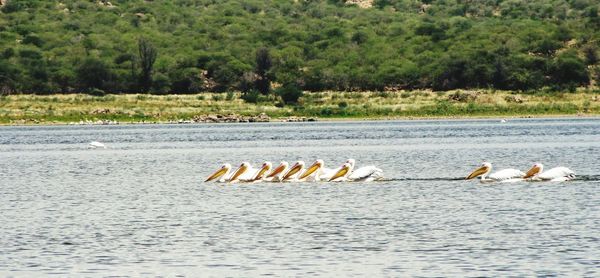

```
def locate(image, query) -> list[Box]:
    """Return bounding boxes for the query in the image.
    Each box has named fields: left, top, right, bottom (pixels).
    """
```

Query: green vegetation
left=1, top=0, right=599, bottom=96
left=1, top=90, right=598, bottom=124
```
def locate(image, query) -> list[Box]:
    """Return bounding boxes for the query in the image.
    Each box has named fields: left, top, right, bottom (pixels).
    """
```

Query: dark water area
left=1, top=118, right=599, bottom=276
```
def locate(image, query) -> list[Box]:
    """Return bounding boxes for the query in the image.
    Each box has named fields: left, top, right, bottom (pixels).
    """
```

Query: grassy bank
left=0, top=90, right=599, bottom=124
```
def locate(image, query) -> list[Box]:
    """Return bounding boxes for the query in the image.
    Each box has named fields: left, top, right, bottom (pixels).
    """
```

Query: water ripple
left=0, top=118, right=599, bottom=276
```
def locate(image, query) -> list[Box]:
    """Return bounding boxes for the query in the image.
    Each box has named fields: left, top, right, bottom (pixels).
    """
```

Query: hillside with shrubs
left=0, top=0, right=598, bottom=96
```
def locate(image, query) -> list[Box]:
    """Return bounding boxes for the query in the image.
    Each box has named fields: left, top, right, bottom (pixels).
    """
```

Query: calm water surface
left=1, top=118, right=599, bottom=276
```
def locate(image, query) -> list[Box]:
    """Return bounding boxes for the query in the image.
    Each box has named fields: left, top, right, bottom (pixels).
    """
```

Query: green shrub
left=344, top=92, right=363, bottom=99
left=23, top=34, right=43, bottom=47
left=275, top=84, right=303, bottom=104
left=320, top=107, right=333, bottom=116
left=376, top=91, right=391, bottom=98
left=448, top=91, right=478, bottom=102
left=0, top=0, right=597, bottom=94
left=88, top=88, right=106, bottom=96
left=226, top=91, right=235, bottom=101
left=240, top=90, right=260, bottom=103
left=151, top=73, right=172, bottom=94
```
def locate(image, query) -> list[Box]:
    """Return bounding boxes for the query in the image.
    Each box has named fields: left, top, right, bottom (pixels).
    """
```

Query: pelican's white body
left=89, top=141, right=107, bottom=149
left=486, top=168, right=526, bottom=183
left=348, top=165, right=384, bottom=181
left=315, top=166, right=338, bottom=181
left=526, top=163, right=575, bottom=182
left=330, top=159, right=384, bottom=182
left=467, top=162, right=525, bottom=183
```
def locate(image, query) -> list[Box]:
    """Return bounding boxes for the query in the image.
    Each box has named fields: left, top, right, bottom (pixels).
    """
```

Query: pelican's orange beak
left=466, top=165, right=488, bottom=180
left=205, top=166, right=228, bottom=182
left=329, top=164, right=350, bottom=181
left=267, top=163, right=286, bottom=179
left=298, top=161, right=321, bottom=180
left=253, top=163, right=271, bottom=181
left=282, top=162, right=302, bottom=181
left=523, top=165, right=542, bottom=179
left=229, top=164, right=248, bottom=183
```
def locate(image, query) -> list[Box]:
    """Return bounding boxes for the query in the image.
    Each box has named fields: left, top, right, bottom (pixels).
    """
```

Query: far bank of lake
left=1, top=90, right=599, bottom=125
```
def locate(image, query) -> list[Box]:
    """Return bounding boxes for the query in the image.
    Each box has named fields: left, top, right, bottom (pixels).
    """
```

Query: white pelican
left=264, top=161, right=289, bottom=182
left=251, top=161, right=273, bottom=182
left=297, top=159, right=338, bottom=181
left=205, top=163, right=233, bottom=182
left=329, top=159, right=384, bottom=182
left=523, top=163, right=575, bottom=181
left=465, top=162, right=524, bottom=183
left=228, top=162, right=271, bottom=183
left=89, top=141, right=107, bottom=149
left=281, top=161, right=305, bottom=182
left=329, top=162, right=352, bottom=182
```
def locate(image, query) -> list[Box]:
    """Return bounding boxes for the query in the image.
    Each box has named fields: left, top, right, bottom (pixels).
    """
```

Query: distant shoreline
left=1, top=90, right=598, bottom=126
left=2, top=114, right=599, bottom=127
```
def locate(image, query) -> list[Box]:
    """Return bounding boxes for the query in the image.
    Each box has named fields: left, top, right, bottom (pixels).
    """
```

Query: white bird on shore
left=89, top=141, right=107, bottom=149
left=523, top=163, right=575, bottom=181
left=465, top=162, right=524, bottom=183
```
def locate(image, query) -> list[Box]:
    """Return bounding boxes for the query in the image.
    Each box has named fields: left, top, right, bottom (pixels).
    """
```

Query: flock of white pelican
left=466, top=162, right=576, bottom=183
left=205, top=159, right=384, bottom=183
left=87, top=140, right=577, bottom=184
left=205, top=159, right=576, bottom=184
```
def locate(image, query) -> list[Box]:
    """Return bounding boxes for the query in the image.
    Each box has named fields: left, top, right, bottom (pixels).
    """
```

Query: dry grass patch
left=1, top=90, right=599, bottom=124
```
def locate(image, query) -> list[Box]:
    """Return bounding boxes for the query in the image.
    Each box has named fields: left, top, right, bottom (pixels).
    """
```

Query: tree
left=254, top=47, right=272, bottom=94
left=23, top=34, right=43, bottom=47
left=504, top=55, right=546, bottom=91
left=204, top=55, right=251, bottom=92
left=583, top=45, right=598, bottom=65
left=151, top=72, right=172, bottom=94
left=351, top=31, right=369, bottom=45
left=0, top=60, right=20, bottom=94
left=550, top=52, right=589, bottom=88
left=170, top=67, right=204, bottom=93
left=114, top=53, right=138, bottom=92
left=275, top=83, right=303, bottom=104
left=531, top=38, right=561, bottom=56
left=77, top=57, right=111, bottom=92
left=431, top=56, right=468, bottom=90
left=0, top=0, right=598, bottom=94
left=138, top=38, right=157, bottom=92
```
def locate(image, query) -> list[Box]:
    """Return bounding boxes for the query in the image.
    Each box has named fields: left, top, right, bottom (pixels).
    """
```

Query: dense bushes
left=0, top=0, right=598, bottom=95
left=275, top=84, right=303, bottom=104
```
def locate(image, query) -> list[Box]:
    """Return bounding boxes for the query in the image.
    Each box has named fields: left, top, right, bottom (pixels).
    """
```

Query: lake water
left=1, top=118, right=599, bottom=276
